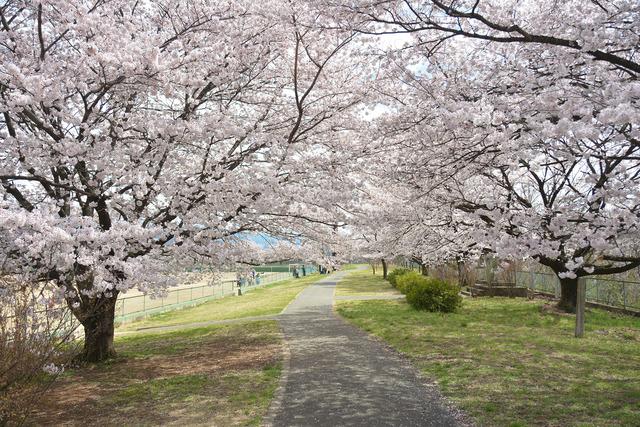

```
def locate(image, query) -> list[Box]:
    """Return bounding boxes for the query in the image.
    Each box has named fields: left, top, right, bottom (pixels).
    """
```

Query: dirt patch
left=594, top=327, right=640, bottom=341
left=539, top=303, right=574, bottom=317
left=108, top=339, right=281, bottom=381
left=25, top=325, right=282, bottom=426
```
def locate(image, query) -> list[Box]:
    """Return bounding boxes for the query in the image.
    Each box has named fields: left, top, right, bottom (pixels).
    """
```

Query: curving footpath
left=264, top=272, right=463, bottom=427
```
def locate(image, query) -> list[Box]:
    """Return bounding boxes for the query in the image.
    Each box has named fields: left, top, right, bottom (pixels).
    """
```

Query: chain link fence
left=473, top=267, right=640, bottom=312
left=115, top=265, right=317, bottom=324
left=515, top=271, right=640, bottom=312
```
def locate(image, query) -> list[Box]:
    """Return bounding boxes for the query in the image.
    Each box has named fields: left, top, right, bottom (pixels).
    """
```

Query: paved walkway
left=265, top=273, right=461, bottom=426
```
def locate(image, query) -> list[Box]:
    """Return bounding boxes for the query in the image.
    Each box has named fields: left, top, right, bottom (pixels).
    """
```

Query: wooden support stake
left=575, top=278, right=586, bottom=338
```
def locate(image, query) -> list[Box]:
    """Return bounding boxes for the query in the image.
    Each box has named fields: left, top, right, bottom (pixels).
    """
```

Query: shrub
left=1, top=276, right=79, bottom=424
left=387, top=268, right=412, bottom=288
left=395, top=271, right=426, bottom=294
left=405, top=277, right=462, bottom=313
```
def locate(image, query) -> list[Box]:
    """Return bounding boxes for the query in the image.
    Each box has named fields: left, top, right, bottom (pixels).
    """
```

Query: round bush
left=387, top=267, right=412, bottom=288
left=405, top=277, right=462, bottom=313
left=395, top=271, right=427, bottom=294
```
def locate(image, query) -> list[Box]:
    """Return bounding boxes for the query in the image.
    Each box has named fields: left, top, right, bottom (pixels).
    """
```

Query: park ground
left=26, top=274, right=321, bottom=426
left=26, top=267, right=640, bottom=426
left=337, top=268, right=640, bottom=426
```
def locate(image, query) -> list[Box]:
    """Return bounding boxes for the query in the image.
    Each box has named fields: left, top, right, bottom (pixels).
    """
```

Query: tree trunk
left=457, top=260, right=468, bottom=287
left=76, top=295, right=118, bottom=362
left=557, top=276, right=578, bottom=313
left=371, top=262, right=376, bottom=275
left=420, top=263, right=429, bottom=276
left=381, top=258, right=388, bottom=279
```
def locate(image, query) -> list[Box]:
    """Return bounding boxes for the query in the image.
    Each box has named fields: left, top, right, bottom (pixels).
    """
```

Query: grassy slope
left=119, top=273, right=320, bottom=331
left=335, top=267, right=401, bottom=297
left=336, top=272, right=640, bottom=427
left=31, top=321, right=282, bottom=426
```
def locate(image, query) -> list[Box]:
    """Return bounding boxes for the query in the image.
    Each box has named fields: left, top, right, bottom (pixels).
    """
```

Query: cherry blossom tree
left=334, top=0, right=640, bottom=311
left=0, top=0, right=360, bottom=361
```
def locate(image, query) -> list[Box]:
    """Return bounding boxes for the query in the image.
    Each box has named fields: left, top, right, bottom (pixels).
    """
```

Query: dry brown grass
left=25, top=321, right=283, bottom=426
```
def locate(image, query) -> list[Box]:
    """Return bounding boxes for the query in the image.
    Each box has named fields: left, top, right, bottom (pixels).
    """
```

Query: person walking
left=236, top=272, right=243, bottom=296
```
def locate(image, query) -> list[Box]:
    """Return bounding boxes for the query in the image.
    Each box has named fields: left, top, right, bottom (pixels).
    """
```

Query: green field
left=335, top=267, right=400, bottom=296
left=119, top=273, right=320, bottom=332
left=339, top=263, right=365, bottom=271
left=336, top=272, right=640, bottom=426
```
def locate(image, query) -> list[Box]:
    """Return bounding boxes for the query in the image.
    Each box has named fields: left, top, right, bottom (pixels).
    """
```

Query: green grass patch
left=119, top=273, right=320, bottom=331
left=117, top=321, right=281, bottom=358
left=110, top=374, right=210, bottom=404
left=340, top=263, right=366, bottom=271
left=335, top=267, right=400, bottom=296
left=336, top=274, right=640, bottom=426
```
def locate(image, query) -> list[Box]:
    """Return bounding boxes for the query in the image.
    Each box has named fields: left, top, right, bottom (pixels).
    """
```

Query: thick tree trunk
left=557, top=276, right=578, bottom=313
left=77, top=295, right=118, bottom=362
left=381, top=258, right=388, bottom=279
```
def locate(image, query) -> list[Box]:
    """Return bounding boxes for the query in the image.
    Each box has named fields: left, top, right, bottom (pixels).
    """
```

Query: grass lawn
left=336, top=273, right=640, bottom=426
left=340, top=263, right=366, bottom=271
left=335, top=267, right=401, bottom=297
left=119, top=273, right=320, bottom=331
left=29, top=321, right=282, bottom=426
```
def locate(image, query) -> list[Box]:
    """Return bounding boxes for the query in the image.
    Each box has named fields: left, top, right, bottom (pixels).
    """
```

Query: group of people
left=318, top=266, right=334, bottom=274
left=236, top=264, right=329, bottom=289
left=236, top=269, right=260, bottom=289
left=292, top=265, right=306, bottom=278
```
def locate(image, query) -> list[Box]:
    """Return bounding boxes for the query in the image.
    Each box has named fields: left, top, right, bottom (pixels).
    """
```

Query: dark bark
left=409, top=257, right=428, bottom=276
left=557, top=276, right=578, bottom=313
left=72, top=293, right=118, bottom=362
left=420, top=263, right=429, bottom=276
left=457, top=260, right=469, bottom=287
left=371, top=262, right=376, bottom=275
left=381, top=258, right=388, bottom=279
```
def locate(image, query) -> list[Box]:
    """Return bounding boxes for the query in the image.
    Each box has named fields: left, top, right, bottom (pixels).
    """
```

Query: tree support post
left=575, top=278, right=586, bottom=338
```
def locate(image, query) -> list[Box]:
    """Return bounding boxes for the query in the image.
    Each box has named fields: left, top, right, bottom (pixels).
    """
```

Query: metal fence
left=115, top=265, right=317, bottom=324
left=254, top=265, right=290, bottom=273
left=515, top=270, right=640, bottom=312
left=1, top=300, right=83, bottom=343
